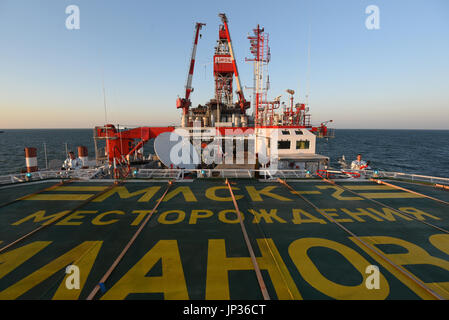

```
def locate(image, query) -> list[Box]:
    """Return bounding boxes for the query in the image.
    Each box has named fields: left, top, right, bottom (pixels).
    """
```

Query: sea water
left=0, top=129, right=448, bottom=178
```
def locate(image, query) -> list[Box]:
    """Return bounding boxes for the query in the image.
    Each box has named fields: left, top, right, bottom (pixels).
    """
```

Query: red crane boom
left=177, top=22, right=206, bottom=125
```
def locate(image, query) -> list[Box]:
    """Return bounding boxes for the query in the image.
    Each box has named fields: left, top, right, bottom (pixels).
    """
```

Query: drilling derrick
left=203, top=13, right=250, bottom=127
left=219, top=13, right=250, bottom=113
left=213, top=23, right=234, bottom=109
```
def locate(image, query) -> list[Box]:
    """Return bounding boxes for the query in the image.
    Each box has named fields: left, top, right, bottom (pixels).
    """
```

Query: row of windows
left=278, top=140, right=310, bottom=150
left=281, top=130, right=303, bottom=135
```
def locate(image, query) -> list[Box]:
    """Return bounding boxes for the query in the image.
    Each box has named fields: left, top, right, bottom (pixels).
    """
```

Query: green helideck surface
left=1, top=179, right=449, bottom=300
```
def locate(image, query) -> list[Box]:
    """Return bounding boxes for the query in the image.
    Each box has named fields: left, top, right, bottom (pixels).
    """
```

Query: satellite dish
left=154, top=131, right=199, bottom=169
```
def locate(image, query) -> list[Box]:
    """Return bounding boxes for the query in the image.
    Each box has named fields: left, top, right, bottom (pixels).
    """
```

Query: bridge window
left=296, top=140, right=310, bottom=149
left=278, top=140, right=291, bottom=149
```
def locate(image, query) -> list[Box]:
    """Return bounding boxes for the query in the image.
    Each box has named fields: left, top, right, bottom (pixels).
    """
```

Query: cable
left=225, top=179, right=270, bottom=300
left=316, top=172, right=449, bottom=235
left=0, top=181, right=120, bottom=254
left=86, top=180, right=174, bottom=300
left=277, top=178, right=445, bottom=300
left=0, top=179, right=73, bottom=209
left=371, top=179, right=449, bottom=206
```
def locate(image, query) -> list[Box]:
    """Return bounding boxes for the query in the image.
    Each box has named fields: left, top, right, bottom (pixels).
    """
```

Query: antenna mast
left=306, top=24, right=311, bottom=106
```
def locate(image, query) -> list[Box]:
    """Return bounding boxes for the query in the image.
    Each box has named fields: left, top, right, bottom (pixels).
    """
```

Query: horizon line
left=1, top=127, right=449, bottom=131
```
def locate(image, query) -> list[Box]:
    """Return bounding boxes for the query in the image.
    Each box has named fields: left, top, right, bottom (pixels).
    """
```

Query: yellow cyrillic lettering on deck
left=92, top=186, right=161, bottom=202
left=25, top=194, right=93, bottom=201
left=288, top=238, right=389, bottom=299
left=316, top=186, right=363, bottom=201
left=349, top=236, right=449, bottom=300
left=362, top=193, right=422, bottom=199
left=366, top=208, right=412, bottom=221
left=206, top=186, right=243, bottom=201
left=399, top=207, right=441, bottom=221
left=163, top=186, right=197, bottom=202
left=131, top=210, right=153, bottom=226
left=56, top=210, right=97, bottom=226
left=0, top=242, right=51, bottom=280
left=206, top=239, right=302, bottom=300
left=245, top=186, right=292, bottom=202
left=340, top=208, right=383, bottom=222
left=189, top=210, right=214, bottom=224
left=429, top=234, right=449, bottom=256
left=91, top=211, right=124, bottom=225
left=101, top=240, right=188, bottom=300
left=291, top=209, right=327, bottom=225
left=54, top=186, right=109, bottom=192
left=0, top=241, right=102, bottom=300
left=343, top=185, right=393, bottom=190
left=158, top=210, right=185, bottom=224
left=218, top=210, right=241, bottom=224
left=319, top=209, right=353, bottom=223
left=290, top=190, right=321, bottom=195
left=248, top=209, right=286, bottom=224
left=12, top=210, right=70, bottom=226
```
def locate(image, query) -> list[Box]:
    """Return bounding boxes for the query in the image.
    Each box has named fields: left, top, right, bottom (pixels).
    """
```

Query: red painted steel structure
left=95, top=125, right=175, bottom=162
left=94, top=14, right=332, bottom=169
left=95, top=123, right=326, bottom=165
left=215, top=13, right=250, bottom=112
left=213, top=19, right=234, bottom=108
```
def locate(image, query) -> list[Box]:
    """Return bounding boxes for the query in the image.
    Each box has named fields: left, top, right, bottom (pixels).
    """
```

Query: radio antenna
left=99, top=50, right=110, bottom=165
left=102, top=70, right=108, bottom=124
left=306, top=24, right=311, bottom=106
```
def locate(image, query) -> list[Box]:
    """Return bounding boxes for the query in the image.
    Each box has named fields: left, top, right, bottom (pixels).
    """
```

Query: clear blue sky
left=0, top=0, right=448, bottom=129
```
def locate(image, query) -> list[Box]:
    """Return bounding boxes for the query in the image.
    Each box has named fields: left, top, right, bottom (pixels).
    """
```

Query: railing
left=0, top=168, right=103, bottom=185
left=135, top=169, right=254, bottom=179
left=324, top=128, right=335, bottom=138
left=316, top=127, right=335, bottom=139
left=371, top=170, right=449, bottom=185
left=191, top=169, right=255, bottom=179
left=136, top=169, right=310, bottom=179
left=1, top=167, right=449, bottom=185
left=319, top=169, right=449, bottom=185
left=134, top=169, right=183, bottom=179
